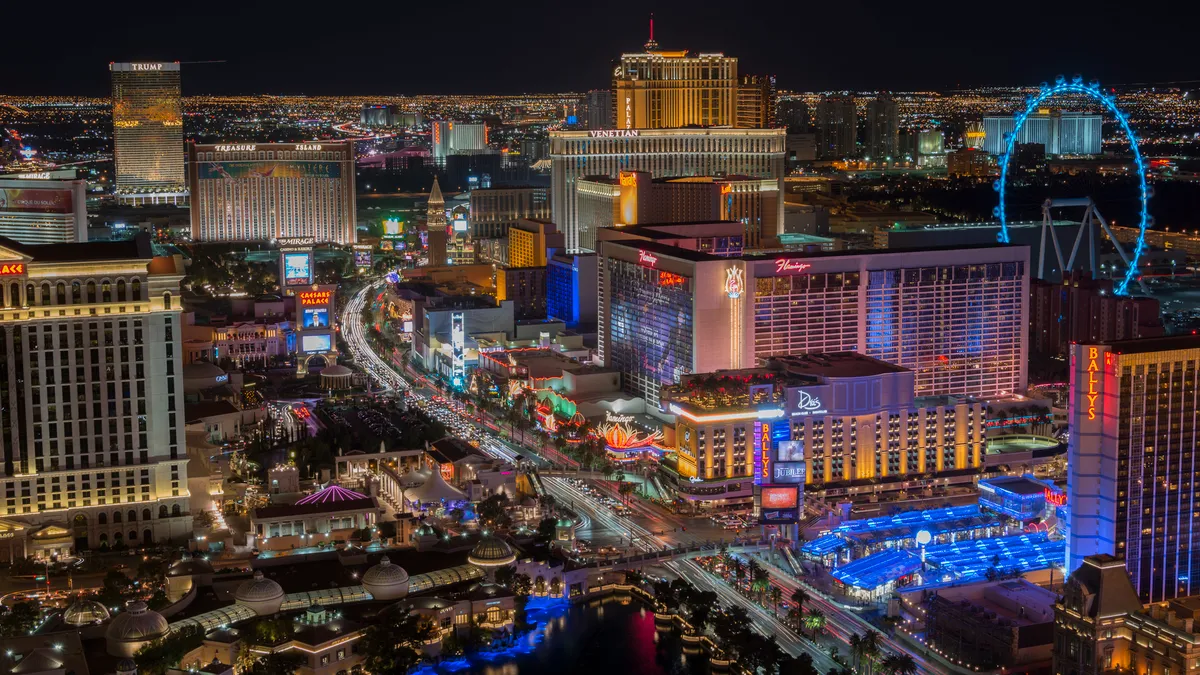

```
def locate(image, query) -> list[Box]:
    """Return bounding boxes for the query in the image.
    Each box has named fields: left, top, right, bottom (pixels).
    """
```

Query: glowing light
left=638, top=250, right=658, bottom=267
left=995, top=79, right=1149, bottom=296
left=668, top=403, right=784, bottom=423
left=724, top=266, right=745, bottom=299
left=1086, top=347, right=1100, bottom=421
left=774, top=259, right=812, bottom=274
left=295, top=485, right=367, bottom=505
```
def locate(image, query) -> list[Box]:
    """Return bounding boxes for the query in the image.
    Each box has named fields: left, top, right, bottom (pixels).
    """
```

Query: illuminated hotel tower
left=0, top=233, right=193, bottom=559
left=612, top=20, right=739, bottom=130
left=1066, top=335, right=1200, bottom=602
left=110, top=62, right=187, bottom=205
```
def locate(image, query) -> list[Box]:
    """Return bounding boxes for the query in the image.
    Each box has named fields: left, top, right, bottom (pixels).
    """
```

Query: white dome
left=234, top=570, right=285, bottom=615
left=106, top=601, right=168, bottom=657
left=63, top=597, right=111, bottom=626
left=362, top=556, right=410, bottom=601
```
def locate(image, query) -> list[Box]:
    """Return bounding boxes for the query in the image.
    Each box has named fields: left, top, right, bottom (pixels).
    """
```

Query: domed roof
left=235, top=570, right=284, bottom=604
left=117, top=657, right=138, bottom=670
left=167, top=551, right=215, bottom=577
left=182, top=361, right=226, bottom=379
left=415, top=522, right=437, bottom=537
left=322, top=364, right=352, bottom=376
left=363, top=556, right=410, bottom=587
left=468, top=535, right=516, bottom=567
left=63, top=596, right=111, bottom=626
left=105, top=601, right=168, bottom=642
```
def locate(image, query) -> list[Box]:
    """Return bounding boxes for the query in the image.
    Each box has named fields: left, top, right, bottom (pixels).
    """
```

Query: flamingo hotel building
left=597, top=238, right=1030, bottom=408
left=187, top=142, right=357, bottom=244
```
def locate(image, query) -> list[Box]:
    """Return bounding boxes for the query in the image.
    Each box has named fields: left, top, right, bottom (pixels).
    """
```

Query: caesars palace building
left=550, top=128, right=787, bottom=251
left=0, top=234, right=193, bottom=560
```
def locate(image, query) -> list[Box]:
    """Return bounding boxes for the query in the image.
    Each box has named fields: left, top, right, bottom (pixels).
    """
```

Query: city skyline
left=7, top=0, right=1200, bottom=97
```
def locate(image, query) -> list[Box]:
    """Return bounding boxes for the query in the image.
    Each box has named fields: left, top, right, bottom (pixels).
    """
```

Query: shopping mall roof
left=831, top=550, right=923, bottom=590
left=801, top=505, right=1001, bottom=558
left=980, top=475, right=1053, bottom=496
left=767, top=352, right=908, bottom=379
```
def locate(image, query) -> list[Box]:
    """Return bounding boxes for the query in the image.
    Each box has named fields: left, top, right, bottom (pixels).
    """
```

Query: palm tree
left=768, top=585, right=783, bottom=616
left=790, top=587, right=808, bottom=616
left=859, top=630, right=882, bottom=675
left=849, top=633, right=862, bottom=672
left=880, top=653, right=917, bottom=675
left=802, top=609, right=826, bottom=640
left=786, top=607, right=802, bottom=630
left=733, top=558, right=747, bottom=593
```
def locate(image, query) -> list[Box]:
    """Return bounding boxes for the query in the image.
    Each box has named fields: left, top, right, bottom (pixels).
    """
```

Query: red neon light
left=0, top=263, right=25, bottom=276
left=774, top=259, right=812, bottom=274
left=299, top=290, right=332, bottom=306
left=1044, top=489, right=1067, bottom=507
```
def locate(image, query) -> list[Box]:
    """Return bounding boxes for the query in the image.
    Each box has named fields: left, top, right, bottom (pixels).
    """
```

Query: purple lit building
left=250, top=484, right=379, bottom=552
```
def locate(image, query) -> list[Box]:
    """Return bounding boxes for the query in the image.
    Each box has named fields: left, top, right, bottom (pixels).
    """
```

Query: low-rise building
left=925, top=579, right=1056, bottom=670
left=250, top=484, right=379, bottom=551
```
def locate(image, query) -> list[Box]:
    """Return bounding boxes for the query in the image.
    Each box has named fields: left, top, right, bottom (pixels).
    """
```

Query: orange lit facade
left=613, top=50, right=738, bottom=129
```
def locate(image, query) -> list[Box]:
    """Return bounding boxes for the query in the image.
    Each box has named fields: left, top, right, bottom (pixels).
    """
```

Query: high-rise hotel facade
left=0, top=234, right=192, bottom=560
left=550, top=128, right=786, bottom=251
left=597, top=239, right=1029, bottom=407
left=1066, top=335, right=1200, bottom=602
left=188, top=142, right=356, bottom=244
left=110, top=62, right=188, bottom=205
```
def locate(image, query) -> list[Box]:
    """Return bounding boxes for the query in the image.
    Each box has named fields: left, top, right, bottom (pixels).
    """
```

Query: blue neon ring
left=995, top=80, right=1149, bottom=296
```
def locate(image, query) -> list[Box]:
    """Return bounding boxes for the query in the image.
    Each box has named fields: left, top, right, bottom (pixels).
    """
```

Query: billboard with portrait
left=302, top=308, right=329, bottom=329
left=353, top=245, right=372, bottom=269
left=282, top=252, right=312, bottom=286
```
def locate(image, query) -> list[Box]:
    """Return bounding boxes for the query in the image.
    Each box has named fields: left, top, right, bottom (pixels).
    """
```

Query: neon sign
left=130, top=63, right=163, bottom=71
left=589, top=129, right=640, bottom=138
left=725, top=267, right=745, bottom=299
left=775, top=259, right=813, bottom=274
left=619, top=172, right=637, bottom=187
left=1045, top=489, right=1067, bottom=507
left=298, top=290, right=332, bottom=306
left=0, top=263, right=25, bottom=276
left=760, top=422, right=771, bottom=481
left=215, top=144, right=256, bottom=152
left=1086, top=347, right=1100, bottom=421
left=295, top=144, right=323, bottom=151
left=796, top=391, right=822, bottom=412
left=638, top=250, right=658, bottom=267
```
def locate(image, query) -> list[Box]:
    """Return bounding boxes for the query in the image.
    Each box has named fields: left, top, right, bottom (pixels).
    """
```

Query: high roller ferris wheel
left=993, top=75, right=1152, bottom=296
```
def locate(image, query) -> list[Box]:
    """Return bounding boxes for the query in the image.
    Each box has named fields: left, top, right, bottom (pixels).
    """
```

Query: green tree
left=790, top=587, right=808, bottom=615
left=247, top=650, right=306, bottom=675
left=135, top=625, right=205, bottom=675
left=880, top=653, right=918, bottom=675
left=508, top=572, right=533, bottom=599
left=536, top=516, right=558, bottom=542
left=768, top=585, right=783, bottom=616
left=360, top=611, right=437, bottom=674
left=803, top=609, right=826, bottom=640
left=0, top=601, right=39, bottom=637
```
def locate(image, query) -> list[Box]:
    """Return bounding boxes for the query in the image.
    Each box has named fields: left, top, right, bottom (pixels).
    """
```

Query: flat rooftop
left=980, top=475, right=1052, bottom=496
left=768, top=352, right=909, bottom=379
left=1104, top=334, right=1200, bottom=355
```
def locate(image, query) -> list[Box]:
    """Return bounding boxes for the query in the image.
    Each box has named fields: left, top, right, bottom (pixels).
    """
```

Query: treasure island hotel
left=0, top=234, right=193, bottom=560
left=111, top=62, right=188, bottom=205
left=1066, top=335, right=1200, bottom=602
left=551, top=37, right=785, bottom=251
left=188, top=142, right=357, bottom=245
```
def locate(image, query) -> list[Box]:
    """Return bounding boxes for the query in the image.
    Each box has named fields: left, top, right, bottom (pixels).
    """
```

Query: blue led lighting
left=994, top=77, right=1150, bottom=296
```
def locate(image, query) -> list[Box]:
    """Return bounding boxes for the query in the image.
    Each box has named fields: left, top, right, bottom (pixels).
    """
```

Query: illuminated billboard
left=760, top=485, right=801, bottom=524
left=301, top=334, right=331, bottom=353
left=450, top=311, right=465, bottom=389
left=0, top=187, right=74, bottom=214
left=453, top=219, right=468, bottom=233
left=353, top=245, right=372, bottom=269
left=382, top=218, right=403, bottom=238
left=297, top=290, right=332, bottom=306
left=282, top=252, right=312, bottom=286
left=302, top=308, right=329, bottom=329
left=197, top=161, right=341, bottom=180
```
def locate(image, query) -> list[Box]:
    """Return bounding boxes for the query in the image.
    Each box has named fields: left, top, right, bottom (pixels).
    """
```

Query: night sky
left=9, top=0, right=1200, bottom=96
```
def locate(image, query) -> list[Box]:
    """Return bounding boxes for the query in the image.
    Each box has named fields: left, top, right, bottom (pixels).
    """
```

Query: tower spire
left=644, top=13, right=659, bottom=51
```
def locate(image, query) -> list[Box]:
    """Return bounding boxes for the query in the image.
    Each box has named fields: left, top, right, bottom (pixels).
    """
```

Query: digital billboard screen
left=301, top=334, right=331, bottom=353
left=453, top=219, right=467, bottom=233
left=773, top=462, right=806, bottom=484
left=0, top=187, right=74, bottom=214
left=302, top=308, right=329, bottom=329
left=383, top=218, right=403, bottom=238
left=353, top=246, right=372, bottom=268
left=197, top=161, right=341, bottom=180
left=760, top=485, right=800, bottom=524
left=283, top=252, right=312, bottom=286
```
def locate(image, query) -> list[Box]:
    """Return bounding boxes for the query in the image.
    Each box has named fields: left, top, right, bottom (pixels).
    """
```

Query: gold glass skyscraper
left=613, top=50, right=738, bottom=129
left=110, top=62, right=187, bottom=205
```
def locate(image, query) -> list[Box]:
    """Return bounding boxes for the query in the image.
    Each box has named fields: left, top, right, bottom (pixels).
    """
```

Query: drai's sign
left=791, top=390, right=828, bottom=416
left=131, top=63, right=163, bottom=71
left=294, top=144, right=323, bottom=151
left=215, top=144, right=256, bottom=152
left=589, top=129, right=640, bottom=138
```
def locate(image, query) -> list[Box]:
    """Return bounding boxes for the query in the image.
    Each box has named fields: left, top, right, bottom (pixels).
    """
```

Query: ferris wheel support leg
left=1096, top=212, right=1151, bottom=296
